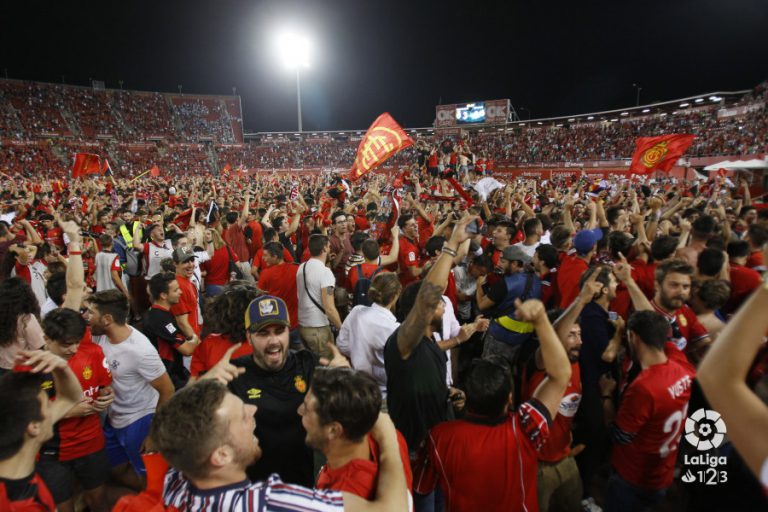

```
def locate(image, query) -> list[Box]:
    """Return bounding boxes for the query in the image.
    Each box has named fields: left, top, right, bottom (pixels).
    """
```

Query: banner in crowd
left=71, top=153, right=103, bottom=178
left=348, top=113, right=413, bottom=182
left=629, top=134, right=695, bottom=175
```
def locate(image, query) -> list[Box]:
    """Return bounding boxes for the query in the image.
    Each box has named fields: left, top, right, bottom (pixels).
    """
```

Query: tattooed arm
left=396, top=214, right=478, bottom=359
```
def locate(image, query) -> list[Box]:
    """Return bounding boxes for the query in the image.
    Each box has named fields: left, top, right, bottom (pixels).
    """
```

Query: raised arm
left=698, top=275, right=768, bottom=480
left=59, top=218, right=85, bottom=312
left=397, top=215, right=475, bottom=359
left=518, top=299, right=572, bottom=418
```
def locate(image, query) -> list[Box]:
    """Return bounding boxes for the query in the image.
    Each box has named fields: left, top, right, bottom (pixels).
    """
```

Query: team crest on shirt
left=41, top=379, right=53, bottom=391
left=678, top=314, right=687, bottom=327
left=247, top=388, right=262, bottom=400
left=82, top=365, right=93, bottom=380
left=294, top=376, right=307, bottom=393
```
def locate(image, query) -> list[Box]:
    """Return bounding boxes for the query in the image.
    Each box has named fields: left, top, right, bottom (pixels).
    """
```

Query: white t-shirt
left=297, top=258, right=335, bottom=327
left=432, top=295, right=460, bottom=387
left=95, top=327, right=167, bottom=429
left=513, top=241, right=539, bottom=259
left=95, top=251, right=120, bottom=292
left=144, top=240, right=173, bottom=279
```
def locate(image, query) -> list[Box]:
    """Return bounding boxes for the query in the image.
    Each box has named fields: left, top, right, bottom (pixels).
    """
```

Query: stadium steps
left=50, top=143, right=69, bottom=166
left=166, top=96, right=185, bottom=139
left=0, top=94, right=25, bottom=137
left=60, top=106, right=82, bottom=137
left=206, top=141, right=218, bottom=172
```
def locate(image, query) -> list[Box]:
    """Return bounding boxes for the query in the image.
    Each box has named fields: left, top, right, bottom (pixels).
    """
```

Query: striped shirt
left=163, top=470, right=344, bottom=511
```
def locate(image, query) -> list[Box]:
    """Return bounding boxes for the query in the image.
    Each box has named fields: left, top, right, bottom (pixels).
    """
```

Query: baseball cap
left=573, top=228, right=604, bottom=255
left=172, top=246, right=197, bottom=263
left=501, top=245, right=531, bottom=264
left=245, top=295, right=290, bottom=332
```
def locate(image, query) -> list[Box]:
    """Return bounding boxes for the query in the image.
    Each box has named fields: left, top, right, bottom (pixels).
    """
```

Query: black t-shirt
left=384, top=327, right=452, bottom=451
left=229, top=350, right=317, bottom=487
left=142, top=305, right=188, bottom=389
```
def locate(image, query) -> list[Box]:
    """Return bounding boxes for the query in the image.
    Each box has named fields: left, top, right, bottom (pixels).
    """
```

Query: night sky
left=2, top=0, right=766, bottom=133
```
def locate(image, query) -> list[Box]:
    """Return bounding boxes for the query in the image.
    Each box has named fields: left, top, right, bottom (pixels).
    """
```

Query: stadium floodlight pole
left=278, top=31, right=311, bottom=133
left=633, top=83, right=642, bottom=106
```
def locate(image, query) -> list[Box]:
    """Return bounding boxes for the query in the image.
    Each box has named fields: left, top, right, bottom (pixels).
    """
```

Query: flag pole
left=130, top=168, right=152, bottom=184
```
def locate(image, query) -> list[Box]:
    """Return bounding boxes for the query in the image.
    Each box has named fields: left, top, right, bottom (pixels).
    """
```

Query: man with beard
left=396, top=214, right=423, bottom=288
left=150, top=379, right=408, bottom=511
left=385, top=214, right=476, bottom=510
left=204, top=295, right=350, bottom=488
left=521, top=272, right=605, bottom=512
left=299, top=367, right=413, bottom=500
left=87, top=289, right=174, bottom=489
left=598, top=311, right=695, bottom=512
left=648, top=259, right=710, bottom=364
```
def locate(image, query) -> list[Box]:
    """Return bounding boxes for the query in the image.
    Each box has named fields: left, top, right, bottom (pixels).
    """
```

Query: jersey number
left=659, top=405, right=688, bottom=458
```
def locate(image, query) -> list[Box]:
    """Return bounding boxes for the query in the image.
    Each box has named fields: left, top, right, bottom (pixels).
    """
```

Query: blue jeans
left=604, top=471, right=666, bottom=512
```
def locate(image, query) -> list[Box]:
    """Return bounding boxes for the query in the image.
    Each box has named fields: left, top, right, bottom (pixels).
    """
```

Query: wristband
left=68, top=251, right=82, bottom=256
left=441, top=244, right=458, bottom=257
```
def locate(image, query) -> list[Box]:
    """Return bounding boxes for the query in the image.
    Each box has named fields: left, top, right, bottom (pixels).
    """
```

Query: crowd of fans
left=0, top=146, right=767, bottom=511
left=0, top=79, right=242, bottom=143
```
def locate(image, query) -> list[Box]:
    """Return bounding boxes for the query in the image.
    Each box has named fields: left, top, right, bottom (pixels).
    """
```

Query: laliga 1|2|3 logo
left=680, top=408, right=728, bottom=486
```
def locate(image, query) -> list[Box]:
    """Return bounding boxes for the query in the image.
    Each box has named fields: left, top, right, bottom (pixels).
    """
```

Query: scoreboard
left=435, top=99, right=511, bottom=128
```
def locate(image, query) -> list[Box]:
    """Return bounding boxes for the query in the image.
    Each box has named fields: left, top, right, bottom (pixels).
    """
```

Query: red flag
left=71, top=153, right=102, bottom=178
left=221, top=164, right=232, bottom=176
left=716, top=168, right=727, bottom=178
left=445, top=177, right=474, bottom=206
left=348, top=113, right=414, bottom=182
left=150, top=166, right=161, bottom=177
left=174, top=208, right=193, bottom=231
left=629, top=135, right=695, bottom=175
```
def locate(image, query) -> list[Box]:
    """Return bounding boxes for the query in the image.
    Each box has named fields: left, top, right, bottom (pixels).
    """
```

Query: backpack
left=114, top=237, right=143, bottom=277
left=352, top=265, right=383, bottom=307
left=125, top=249, right=143, bottom=277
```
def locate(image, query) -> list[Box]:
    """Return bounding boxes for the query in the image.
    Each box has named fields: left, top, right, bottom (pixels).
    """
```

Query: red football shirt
left=414, top=400, right=551, bottom=512
left=651, top=301, right=708, bottom=355
left=43, top=342, right=112, bottom=461
left=557, top=254, right=589, bottom=309
left=522, top=362, right=581, bottom=462
left=398, top=236, right=421, bottom=287
left=190, top=333, right=253, bottom=377
left=202, top=246, right=235, bottom=286
left=170, top=274, right=200, bottom=336
left=746, top=249, right=765, bottom=271
left=611, top=358, right=695, bottom=489
left=257, top=262, right=299, bottom=329
left=346, top=263, right=381, bottom=293
left=316, top=431, right=413, bottom=500
left=726, top=264, right=762, bottom=314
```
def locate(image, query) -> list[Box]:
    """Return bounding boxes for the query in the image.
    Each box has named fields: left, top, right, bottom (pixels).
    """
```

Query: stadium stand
left=0, top=78, right=764, bottom=175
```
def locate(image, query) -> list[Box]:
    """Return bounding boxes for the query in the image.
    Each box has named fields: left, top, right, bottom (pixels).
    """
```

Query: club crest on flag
left=641, top=141, right=669, bottom=169
left=349, top=113, right=414, bottom=182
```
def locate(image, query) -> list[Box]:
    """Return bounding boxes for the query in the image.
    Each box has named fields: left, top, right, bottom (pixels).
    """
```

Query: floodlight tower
left=278, top=31, right=311, bottom=132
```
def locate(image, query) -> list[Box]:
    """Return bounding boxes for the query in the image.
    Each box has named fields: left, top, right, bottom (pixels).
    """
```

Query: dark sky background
left=1, top=0, right=766, bottom=133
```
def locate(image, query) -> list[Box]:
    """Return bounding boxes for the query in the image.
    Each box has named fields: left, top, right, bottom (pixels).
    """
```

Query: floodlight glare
left=278, top=32, right=311, bottom=69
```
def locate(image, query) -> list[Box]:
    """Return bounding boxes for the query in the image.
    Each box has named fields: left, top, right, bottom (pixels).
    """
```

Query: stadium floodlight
left=277, top=30, right=312, bottom=132
left=587, top=116, right=594, bottom=120
left=620, top=112, right=629, bottom=116
left=710, top=96, right=722, bottom=102
left=679, top=103, right=690, bottom=107
left=695, top=98, right=704, bottom=103
left=660, top=112, right=668, bottom=117
left=642, top=108, right=650, bottom=113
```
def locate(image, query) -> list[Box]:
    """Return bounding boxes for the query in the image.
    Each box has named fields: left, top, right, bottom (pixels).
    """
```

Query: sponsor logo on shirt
left=678, top=314, right=688, bottom=327
left=82, top=365, right=93, bottom=380
left=165, top=323, right=177, bottom=334
left=247, top=388, right=261, bottom=400
left=294, top=375, right=307, bottom=393
left=558, top=392, right=582, bottom=418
